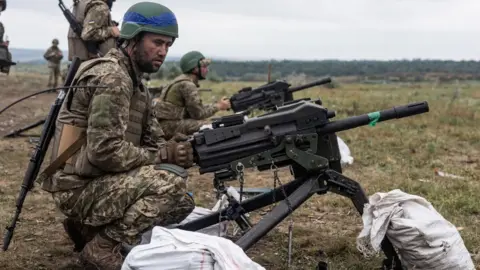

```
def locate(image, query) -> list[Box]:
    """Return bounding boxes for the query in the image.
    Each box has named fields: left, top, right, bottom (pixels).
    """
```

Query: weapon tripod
left=177, top=165, right=403, bottom=270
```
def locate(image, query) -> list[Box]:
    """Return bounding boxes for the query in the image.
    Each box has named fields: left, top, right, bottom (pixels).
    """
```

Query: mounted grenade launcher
left=229, top=77, right=332, bottom=114
left=176, top=99, right=430, bottom=270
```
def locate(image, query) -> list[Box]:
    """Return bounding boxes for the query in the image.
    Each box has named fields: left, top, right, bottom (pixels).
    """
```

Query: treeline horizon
left=15, top=58, right=480, bottom=82
left=150, top=59, right=480, bottom=82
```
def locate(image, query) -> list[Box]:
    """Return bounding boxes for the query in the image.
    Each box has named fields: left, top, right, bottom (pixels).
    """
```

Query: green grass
left=0, top=73, right=479, bottom=269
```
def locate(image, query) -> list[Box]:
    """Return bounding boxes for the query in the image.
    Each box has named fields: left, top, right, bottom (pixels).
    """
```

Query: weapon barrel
left=287, top=77, right=332, bottom=93
left=319, top=101, right=429, bottom=135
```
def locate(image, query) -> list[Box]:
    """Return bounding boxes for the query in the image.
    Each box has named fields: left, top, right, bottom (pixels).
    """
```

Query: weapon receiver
left=230, top=77, right=332, bottom=113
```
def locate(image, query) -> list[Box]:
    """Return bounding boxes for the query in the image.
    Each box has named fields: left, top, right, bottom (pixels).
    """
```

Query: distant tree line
left=151, top=59, right=480, bottom=82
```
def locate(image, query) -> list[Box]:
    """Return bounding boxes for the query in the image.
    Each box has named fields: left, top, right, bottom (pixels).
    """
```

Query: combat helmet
left=180, top=51, right=211, bottom=74
left=119, top=2, right=178, bottom=41
left=52, top=38, right=59, bottom=45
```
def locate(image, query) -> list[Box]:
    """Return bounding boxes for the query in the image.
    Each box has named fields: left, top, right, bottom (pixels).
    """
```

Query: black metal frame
left=177, top=168, right=402, bottom=269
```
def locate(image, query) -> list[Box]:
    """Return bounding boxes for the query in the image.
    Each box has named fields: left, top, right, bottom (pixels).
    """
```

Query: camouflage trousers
left=48, top=66, right=60, bottom=88
left=159, top=119, right=209, bottom=140
left=51, top=165, right=195, bottom=245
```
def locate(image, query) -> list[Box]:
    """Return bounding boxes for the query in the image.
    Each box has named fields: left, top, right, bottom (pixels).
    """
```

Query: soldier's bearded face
left=135, top=33, right=173, bottom=73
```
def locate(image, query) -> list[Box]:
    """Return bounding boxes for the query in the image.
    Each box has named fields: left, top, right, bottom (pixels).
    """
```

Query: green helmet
left=180, top=51, right=211, bottom=73
left=52, top=38, right=59, bottom=45
left=119, top=2, right=178, bottom=40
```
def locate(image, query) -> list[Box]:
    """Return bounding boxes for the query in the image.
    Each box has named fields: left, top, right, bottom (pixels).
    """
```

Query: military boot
left=80, top=233, right=124, bottom=270
left=62, top=218, right=99, bottom=252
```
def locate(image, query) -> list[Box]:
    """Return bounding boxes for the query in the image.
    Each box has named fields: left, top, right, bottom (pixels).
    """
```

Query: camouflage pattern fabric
left=48, top=67, right=61, bottom=88
left=0, top=21, right=4, bottom=43
left=39, top=48, right=196, bottom=246
left=43, top=46, right=63, bottom=88
left=153, top=74, right=218, bottom=139
left=43, top=45, right=63, bottom=67
left=158, top=119, right=209, bottom=140
left=82, top=0, right=116, bottom=42
left=51, top=165, right=194, bottom=245
left=41, top=48, right=162, bottom=192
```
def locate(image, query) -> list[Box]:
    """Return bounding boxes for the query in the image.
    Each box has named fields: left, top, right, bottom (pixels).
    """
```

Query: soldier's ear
left=191, top=67, right=200, bottom=75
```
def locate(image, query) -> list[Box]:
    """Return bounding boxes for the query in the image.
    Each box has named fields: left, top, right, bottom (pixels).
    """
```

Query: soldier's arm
left=85, top=73, right=157, bottom=172
left=43, top=48, right=53, bottom=60
left=81, top=3, right=114, bottom=42
left=179, top=82, right=219, bottom=120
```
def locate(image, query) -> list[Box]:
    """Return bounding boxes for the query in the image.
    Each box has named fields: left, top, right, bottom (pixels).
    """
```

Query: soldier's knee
left=137, top=164, right=189, bottom=195
left=153, top=163, right=188, bottom=179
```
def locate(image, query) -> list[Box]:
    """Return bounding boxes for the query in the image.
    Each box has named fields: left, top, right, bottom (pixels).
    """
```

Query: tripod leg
left=323, top=170, right=403, bottom=270
left=235, top=175, right=317, bottom=251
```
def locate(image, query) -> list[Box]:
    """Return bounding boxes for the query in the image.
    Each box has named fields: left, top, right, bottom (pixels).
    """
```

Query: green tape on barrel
left=368, top=111, right=380, bottom=126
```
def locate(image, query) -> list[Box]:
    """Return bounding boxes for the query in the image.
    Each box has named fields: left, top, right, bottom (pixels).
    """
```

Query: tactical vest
left=152, top=76, right=191, bottom=120
left=50, top=57, right=149, bottom=178
left=68, top=0, right=116, bottom=61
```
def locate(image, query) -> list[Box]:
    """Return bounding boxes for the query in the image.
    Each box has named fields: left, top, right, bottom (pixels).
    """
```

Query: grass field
left=0, top=71, right=479, bottom=269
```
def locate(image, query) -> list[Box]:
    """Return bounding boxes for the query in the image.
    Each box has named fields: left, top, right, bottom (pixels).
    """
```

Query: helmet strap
left=120, top=39, right=140, bottom=87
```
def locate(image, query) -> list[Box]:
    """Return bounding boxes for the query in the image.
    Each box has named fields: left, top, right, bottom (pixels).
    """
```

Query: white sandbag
left=122, top=227, right=265, bottom=270
left=337, top=136, right=353, bottom=165
left=356, top=189, right=474, bottom=270
left=137, top=206, right=230, bottom=246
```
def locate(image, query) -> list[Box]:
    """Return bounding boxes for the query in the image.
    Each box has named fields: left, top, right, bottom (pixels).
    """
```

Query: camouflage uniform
left=68, top=0, right=117, bottom=62
left=43, top=41, right=63, bottom=88
left=153, top=73, right=218, bottom=140
left=81, top=0, right=116, bottom=43
left=40, top=48, right=194, bottom=246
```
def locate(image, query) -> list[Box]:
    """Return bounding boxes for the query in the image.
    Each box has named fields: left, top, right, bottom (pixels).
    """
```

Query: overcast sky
left=1, top=0, right=479, bottom=60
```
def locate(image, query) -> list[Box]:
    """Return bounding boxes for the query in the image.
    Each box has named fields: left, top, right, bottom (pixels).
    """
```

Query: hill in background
left=8, top=48, right=480, bottom=83
left=9, top=47, right=183, bottom=64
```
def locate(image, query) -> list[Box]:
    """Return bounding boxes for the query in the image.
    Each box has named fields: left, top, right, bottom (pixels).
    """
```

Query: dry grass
left=0, top=72, right=479, bottom=269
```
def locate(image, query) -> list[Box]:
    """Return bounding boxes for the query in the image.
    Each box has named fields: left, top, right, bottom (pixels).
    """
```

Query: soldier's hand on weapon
left=156, top=134, right=194, bottom=168
left=111, top=26, right=120, bottom=37
left=216, top=97, right=231, bottom=111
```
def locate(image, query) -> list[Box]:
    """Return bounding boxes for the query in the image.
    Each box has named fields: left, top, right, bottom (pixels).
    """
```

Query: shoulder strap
left=160, top=78, right=191, bottom=101
left=66, top=57, right=118, bottom=110
left=36, top=136, right=86, bottom=181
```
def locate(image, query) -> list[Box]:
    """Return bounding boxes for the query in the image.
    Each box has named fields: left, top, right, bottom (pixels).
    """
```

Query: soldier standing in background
left=62, top=0, right=119, bottom=83
left=152, top=51, right=231, bottom=140
left=68, top=0, right=119, bottom=61
left=43, top=39, right=63, bottom=88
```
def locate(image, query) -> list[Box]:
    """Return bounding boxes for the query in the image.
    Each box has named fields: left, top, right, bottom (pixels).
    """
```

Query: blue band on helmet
left=123, top=11, right=177, bottom=27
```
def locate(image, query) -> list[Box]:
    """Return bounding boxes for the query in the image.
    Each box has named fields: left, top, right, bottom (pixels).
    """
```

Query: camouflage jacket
left=81, top=0, right=115, bottom=42
left=45, top=48, right=165, bottom=191
left=153, top=74, right=218, bottom=121
left=0, top=21, right=4, bottom=43
left=43, top=46, right=63, bottom=67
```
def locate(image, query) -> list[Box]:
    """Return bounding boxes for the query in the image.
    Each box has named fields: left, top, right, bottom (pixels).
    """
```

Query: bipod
left=3, top=118, right=46, bottom=138
left=177, top=169, right=403, bottom=270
